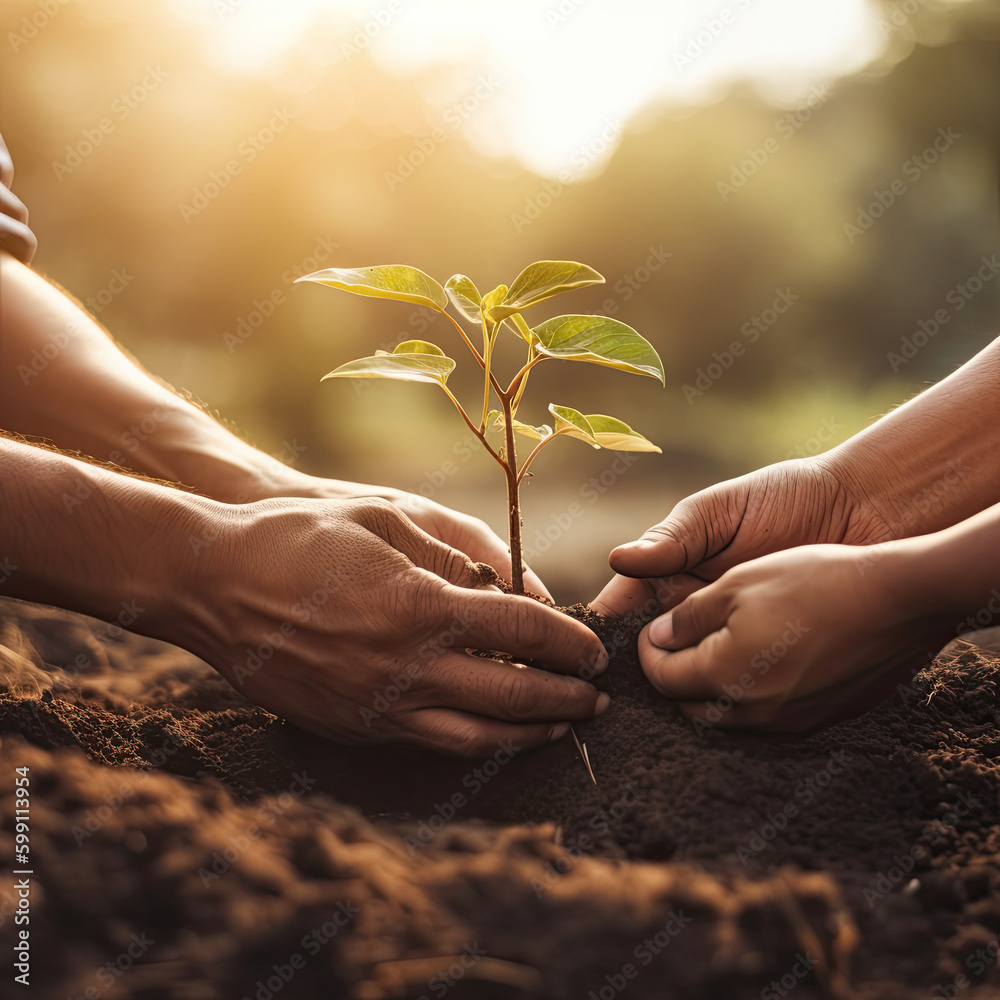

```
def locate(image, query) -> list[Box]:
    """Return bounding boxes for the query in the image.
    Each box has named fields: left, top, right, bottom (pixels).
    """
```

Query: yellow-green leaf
left=488, top=261, right=605, bottom=321
left=321, top=351, right=455, bottom=385
left=532, top=315, right=665, bottom=383
left=445, top=274, right=482, bottom=324
left=513, top=419, right=552, bottom=441
left=490, top=412, right=552, bottom=441
left=585, top=414, right=661, bottom=453
left=480, top=283, right=508, bottom=320
left=296, top=265, right=447, bottom=310
left=393, top=339, right=446, bottom=356
left=548, top=404, right=599, bottom=448
left=504, top=312, right=534, bottom=343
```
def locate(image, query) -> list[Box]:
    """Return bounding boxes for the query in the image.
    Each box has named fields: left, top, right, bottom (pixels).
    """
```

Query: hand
left=592, top=456, right=897, bottom=617
left=171, top=497, right=608, bottom=755
left=638, top=543, right=954, bottom=732
left=265, top=472, right=554, bottom=599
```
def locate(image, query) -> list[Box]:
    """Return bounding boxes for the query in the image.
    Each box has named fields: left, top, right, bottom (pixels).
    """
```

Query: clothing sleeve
left=0, top=133, right=38, bottom=265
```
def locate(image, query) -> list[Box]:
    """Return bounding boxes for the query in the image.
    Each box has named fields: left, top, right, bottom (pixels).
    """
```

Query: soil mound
left=1, top=595, right=998, bottom=998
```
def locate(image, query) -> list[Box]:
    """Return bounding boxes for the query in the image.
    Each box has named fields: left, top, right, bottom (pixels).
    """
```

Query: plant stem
left=441, top=309, right=505, bottom=401
left=480, top=328, right=494, bottom=432
left=500, top=390, right=524, bottom=595
left=507, top=353, right=547, bottom=407
left=516, top=429, right=566, bottom=486
left=439, top=384, right=506, bottom=470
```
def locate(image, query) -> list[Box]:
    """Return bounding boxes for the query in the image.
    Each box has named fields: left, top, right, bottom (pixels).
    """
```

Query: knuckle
left=441, top=721, right=486, bottom=758
left=496, top=672, right=533, bottom=719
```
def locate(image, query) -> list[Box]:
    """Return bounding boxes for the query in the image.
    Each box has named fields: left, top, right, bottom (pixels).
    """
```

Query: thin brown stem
left=439, top=308, right=485, bottom=368
left=441, top=309, right=505, bottom=400
left=438, top=383, right=505, bottom=469
left=480, top=324, right=494, bottom=432
left=500, top=390, right=524, bottom=595
left=507, top=353, right=547, bottom=403
left=516, top=428, right=567, bottom=487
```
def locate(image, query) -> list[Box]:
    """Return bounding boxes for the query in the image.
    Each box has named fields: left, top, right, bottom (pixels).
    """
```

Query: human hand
left=173, top=496, right=607, bottom=755
left=592, top=457, right=896, bottom=617
left=637, top=542, right=954, bottom=732
left=262, top=472, right=554, bottom=599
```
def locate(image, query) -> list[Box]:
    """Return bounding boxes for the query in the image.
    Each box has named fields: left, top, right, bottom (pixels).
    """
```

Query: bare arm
left=818, top=336, right=1000, bottom=535
left=0, top=253, right=326, bottom=502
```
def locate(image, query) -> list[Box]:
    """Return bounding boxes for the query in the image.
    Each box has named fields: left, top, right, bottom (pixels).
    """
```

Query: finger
left=403, top=708, right=573, bottom=757
left=646, top=585, right=730, bottom=652
left=675, top=638, right=937, bottom=733
left=354, top=499, right=489, bottom=589
left=591, top=572, right=706, bottom=618
left=0, top=134, right=13, bottom=187
left=607, top=492, right=717, bottom=579
left=445, top=587, right=608, bottom=677
left=0, top=184, right=30, bottom=225
left=722, top=645, right=929, bottom=733
left=421, top=649, right=607, bottom=722
left=590, top=574, right=657, bottom=617
left=637, top=609, right=734, bottom=700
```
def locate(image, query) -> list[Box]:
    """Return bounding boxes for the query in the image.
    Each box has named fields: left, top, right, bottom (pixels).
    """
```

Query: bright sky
left=178, top=0, right=889, bottom=177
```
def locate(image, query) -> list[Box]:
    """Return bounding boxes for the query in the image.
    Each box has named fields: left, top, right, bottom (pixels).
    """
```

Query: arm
left=0, top=434, right=608, bottom=754
left=594, top=336, right=1000, bottom=615
left=0, top=253, right=380, bottom=502
left=0, top=254, right=544, bottom=593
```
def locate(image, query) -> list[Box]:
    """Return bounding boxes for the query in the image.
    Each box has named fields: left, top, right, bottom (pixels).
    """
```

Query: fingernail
left=550, top=722, right=570, bottom=742
left=594, top=692, right=611, bottom=716
left=592, top=647, right=609, bottom=674
left=648, top=613, right=673, bottom=648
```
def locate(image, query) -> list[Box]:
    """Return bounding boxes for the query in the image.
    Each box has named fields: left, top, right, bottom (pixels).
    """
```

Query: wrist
left=886, top=505, right=1000, bottom=623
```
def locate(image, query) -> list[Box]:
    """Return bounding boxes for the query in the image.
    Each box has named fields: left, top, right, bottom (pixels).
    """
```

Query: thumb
left=646, top=583, right=728, bottom=652
left=609, top=493, right=712, bottom=579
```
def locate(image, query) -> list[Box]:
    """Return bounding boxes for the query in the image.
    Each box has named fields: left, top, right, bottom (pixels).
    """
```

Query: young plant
left=296, top=260, right=664, bottom=596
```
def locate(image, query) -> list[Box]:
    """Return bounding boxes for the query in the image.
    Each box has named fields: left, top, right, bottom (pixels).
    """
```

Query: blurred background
left=1, top=0, right=998, bottom=602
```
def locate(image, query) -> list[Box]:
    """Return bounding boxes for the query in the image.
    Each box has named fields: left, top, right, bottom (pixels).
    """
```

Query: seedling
left=296, top=260, right=664, bottom=595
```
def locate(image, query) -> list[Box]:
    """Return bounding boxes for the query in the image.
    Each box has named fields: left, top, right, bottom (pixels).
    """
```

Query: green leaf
left=490, top=411, right=552, bottom=441
left=444, top=274, right=482, bottom=324
left=480, top=283, right=508, bottom=320
left=585, top=414, right=661, bottom=453
left=548, top=404, right=599, bottom=448
left=321, top=349, right=455, bottom=385
left=393, top=339, right=446, bottom=356
left=512, top=419, right=552, bottom=441
left=504, top=312, right=534, bottom=343
left=488, top=261, right=605, bottom=321
left=532, top=315, right=665, bottom=383
left=296, top=265, right=447, bottom=310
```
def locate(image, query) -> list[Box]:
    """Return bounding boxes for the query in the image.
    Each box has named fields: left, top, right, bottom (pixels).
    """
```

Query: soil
left=1, top=593, right=999, bottom=999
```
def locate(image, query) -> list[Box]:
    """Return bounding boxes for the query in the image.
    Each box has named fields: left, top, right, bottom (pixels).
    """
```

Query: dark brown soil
left=1, top=594, right=999, bottom=999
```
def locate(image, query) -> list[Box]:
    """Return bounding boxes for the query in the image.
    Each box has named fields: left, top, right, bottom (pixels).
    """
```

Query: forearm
left=819, top=336, right=1000, bottom=535
left=0, top=433, right=216, bottom=634
left=888, top=502, right=1000, bottom=627
left=0, top=253, right=328, bottom=502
